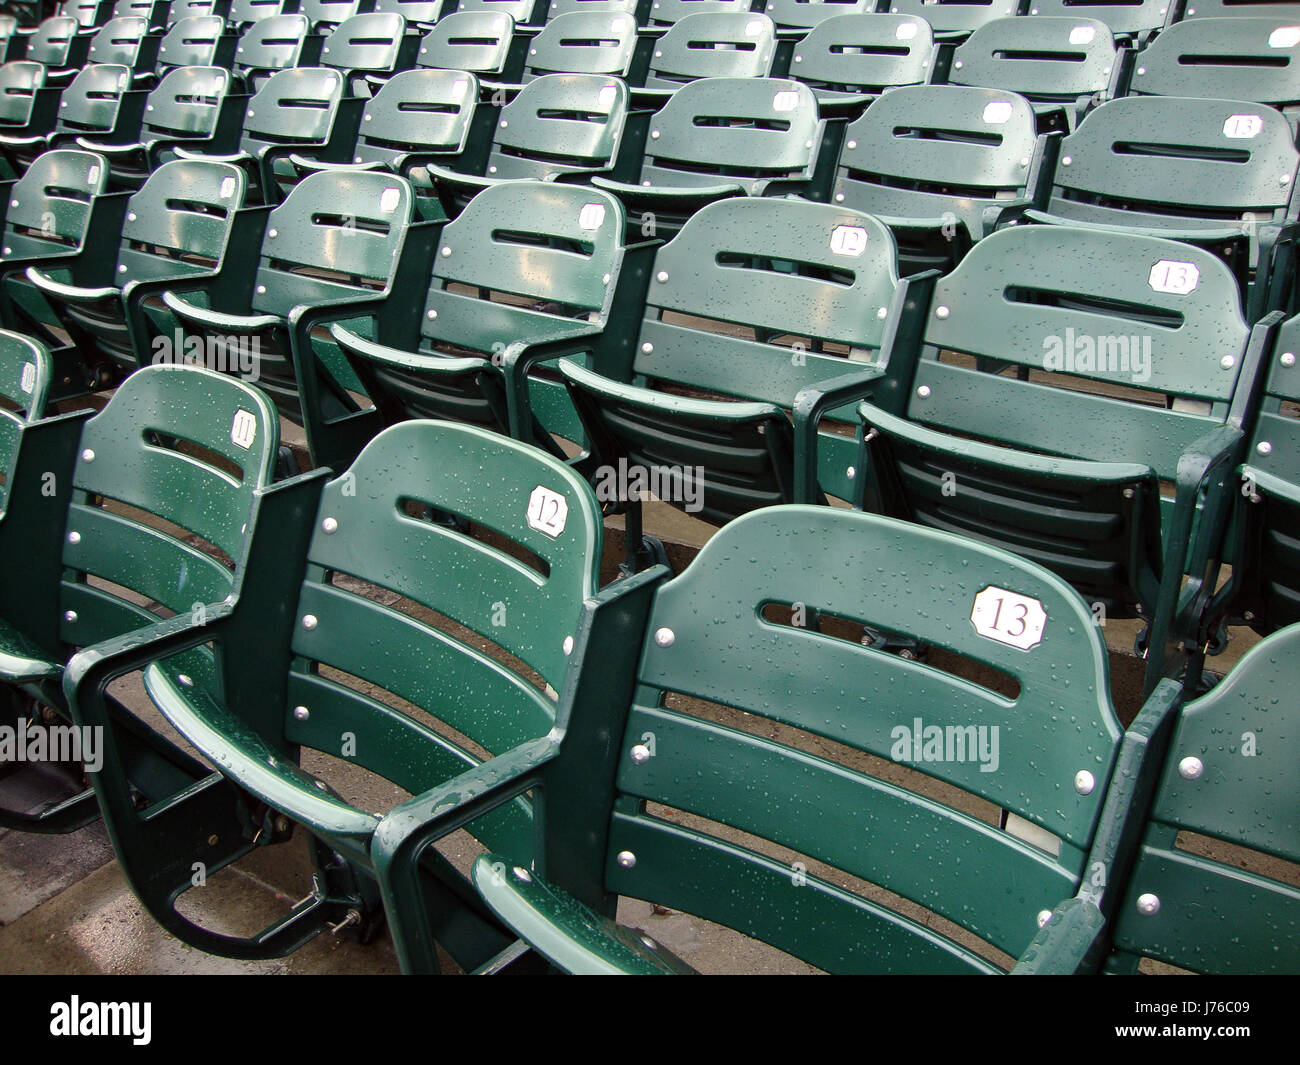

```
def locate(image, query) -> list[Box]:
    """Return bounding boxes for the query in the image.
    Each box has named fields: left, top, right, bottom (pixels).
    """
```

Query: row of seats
left=0, top=347, right=1294, bottom=973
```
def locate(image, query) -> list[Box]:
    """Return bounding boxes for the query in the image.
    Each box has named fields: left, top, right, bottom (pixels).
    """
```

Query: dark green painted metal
left=643, top=12, right=777, bottom=93
left=300, top=0, right=366, bottom=28
left=20, top=159, right=247, bottom=374
left=24, top=16, right=85, bottom=68
left=885, top=0, right=1017, bottom=38
left=469, top=506, right=1133, bottom=973
left=765, top=0, right=874, bottom=31
left=372, top=0, right=445, bottom=29
left=788, top=13, right=934, bottom=117
left=833, top=84, right=1042, bottom=270
left=156, top=15, right=236, bottom=72
left=320, top=11, right=409, bottom=93
left=1126, top=17, right=1300, bottom=129
left=1027, top=0, right=1171, bottom=38
left=456, top=0, right=545, bottom=26
left=229, top=0, right=291, bottom=27
left=648, top=0, right=748, bottom=28
left=417, top=11, right=517, bottom=77
left=563, top=196, right=902, bottom=527
left=523, top=11, right=639, bottom=81
left=548, top=0, right=646, bottom=17
left=0, top=150, right=113, bottom=285
left=856, top=224, right=1261, bottom=695
left=0, top=61, right=56, bottom=132
left=231, top=13, right=311, bottom=90
left=86, top=15, right=156, bottom=72
left=0, top=328, right=51, bottom=519
left=1110, top=623, right=1300, bottom=973
left=169, top=0, right=227, bottom=20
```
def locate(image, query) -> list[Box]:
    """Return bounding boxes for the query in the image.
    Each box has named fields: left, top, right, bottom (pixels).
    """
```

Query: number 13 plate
left=971, top=586, right=1046, bottom=650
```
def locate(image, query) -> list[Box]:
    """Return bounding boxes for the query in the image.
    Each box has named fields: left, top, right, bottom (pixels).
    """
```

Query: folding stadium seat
left=59, top=0, right=114, bottom=30
left=176, top=66, right=360, bottom=203
left=228, top=0, right=291, bottom=28
left=289, top=68, right=487, bottom=219
left=645, top=0, right=751, bottom=30
left=547, top=0, right=649, bottom=17
left=1015, top=95, right=1300, bottom=322
left=1180, top=0, right=1300, bottom=17
left=157, top=169, right=434, bottom=423
left=20, top=16, right=91, bottom=79
left=637, top=12, right=778, bottom=106
left=0, top=63, right=144, bottom=174
left=0, top=362, right=285, bottom=833
left=231, top=13, right=315, bottom=92
left=0, top=15, right=19, bottom=63
left=169, top=0, right=232, bottom=20
left=831, top=85, right=1046, bottom=274
left=416, top=11, right=523, bottom=83
left=0, top=62, right=62, bottom=174
left=154, top=14, right=239, bottom=74
left=884, top=0, right=1018, bottom=41
left=514, top=10, right=641, bottom=85
left=319, top=11, right=416, bottom=95
left=85, top=15, right=163, bottom=83
left=112, top=0, right=172, bottom=29
left=1025, top=0, right=1172, bottom=42
left=1103, top=622, right=1300, bottom=974
left=1125, top=18, right=1300, bottom=133
left=371, top=0, right=448, bottom=30
left=852, top=224, right=1270, bottom=697
left=788, top=13, right=936, bottom=119
left=11, top=160, right=253, bottom=382
left=462, top=505, right=1148, bottom=974
left=0, top=329, right=51, bottom=522
left=421, top=73, right=635, bottom=218
left=299, top=181, right=651, bottom=472
left=555, top=197, right=909, bottom=564
left=593, top=76, right=830, bottom=241
left=74, top=66, right=247, bottom=188
left=455, top=0, right=548, bottom=29
left=763, top=0, right=877, bottom=38
left=945, top=16, right=1121, bottom=130
left=300, top=0, right=370, bottom=32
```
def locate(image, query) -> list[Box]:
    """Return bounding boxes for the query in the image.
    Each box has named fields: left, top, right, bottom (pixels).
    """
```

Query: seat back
left=25, top=16, right=82, bottom=67
left=281, top=420, right=603, bottom=853
left=591, top=505, right=1121, bottom=971
left=228, top=0, right=289, bottom=26
left=791, top=13, right=934, bottom=98
left=354, top=68, right=479, bottom=170
left=647, top=0, right=749, bottom=28
left=884, top=0, right=1017, bottom=37
left=764, top=0, right=875, bottom=32
left=1237, top=314, right=1300, bottom=633
left=233, top=12, right=311, bottom=85
left=948, top=16, right=1117, bottom=101
left=1128, top=18, right=1300, bottom=120
left=486, top=73, right=629, bottom=180
left=524, top=11, right=639, bottom=81
left=371, top=0, right=446, bottom=29
left=59, top=365, right=280, bottom=649
left=1043, top=96, right=1300, bottom=234
left=113, top=0, right=166, bottom=23
left=0, top=329, right=52, bottom=518
left=157, top=14, right=230, bottom=70
left=0, top=16, right=17, bottom=61
left=137, top=65, right=232, bottom=146
left=321, top=11, right=408, bottom=86
left=645, top=12, right=778, bottom=88
left=299, top=0, right=366, bottom=28
left=0, top=61, right=48, bottom=128
left=2, top=149, right=109, bottom=260
left=1182, top=0, right=1300, bottom=16
left=240, top=66, right=346, bottom=158
left=546, top=0, right=642, bottom=16
left=60, top=0, right=112, bottom=28
left=637, top=76, right=823, bottom=193
left=417, top=11, right=516, bottom=76
left=454, top=0, right=545, bottom=25
left=52, top=63, right=136, bottom=139
left=87, top=15, right=152, bottom=67
left=169, top=0, right=224, bottom=20
left=250, top=168, right=414, bottom=317
left=833, top=85, right=1039, bottom=238
left=1026, top=0, right=1170, bottom=38
left=1110, top=623, right=1300, bottom=973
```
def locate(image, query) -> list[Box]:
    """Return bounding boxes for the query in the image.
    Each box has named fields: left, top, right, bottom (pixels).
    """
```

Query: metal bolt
left=953, top=60, right=962, bottom=69
left=441, top=246, right=451, bottom=256
left=1122, top=487, right=1135, bottom=499
left=656, top=270, right=668, bottom=282
left=81, top=448, right=95, bottom=462
left=207, top=834, right=219, bottom=846
left=1135, top=67, right=1145, bottom=76
left=654, top=627, right=675, bottom=648
left=916, top=385, right=931, bottom=398
left=641, top=342, right=653, bottom=353
left=500, top=119, right=507, bottom=128
left=127, top=212, right=137, bottom=221
left=1074, top=769, right=1095, bottom=795
left=563, top=635, right=574, bottom=655
left=268, top=228, right=277, bottom=238
left=177, top=674, right=193, bottom=687
left=877, top=307, right=887, bottom=319
left=835, top=193, right=845, bottom=202
left=650, top=130, right=659, bottom=139
left=1061, top=155, right=1072, bottom=165
left=935, top=306, right=949, bottom=319
left=630, top=744, right=650, bottom=765
left=302, top=614, right=318, bottom=630
left=488, top=165, right=497, bottom=173
left=321, top=516, right=338, bottom=533
left=119, top=265, right=128, bottom=273
left=1136, top=893, right=1160, bottom=916
left=293, top=705, right=310, bottom=721
left=256, top=284, right=266, bottom=294
left=1178, top=755, right=1203, bottom=780
left=427, top=309, right=437, bottom=319
left=1282, top=352, right=1296, bottom=367
left=64, top=610, right=77, bottom=623
left=67, top=531, right=80, bottom=545
left=1036, top=909, right=1052, bottom=928
left=1284, top=174, right=1292, bottom=186
left=1257, top=441, right=1273, bottom=456
left=1221, top=355, right=1235, bottom=369
left=793, top=54, right=801, bottom=62
left=616, top=850, right=636, bottom=868
left=846, top=466, right=856, bottom=479
left=847, top=139, right=856, bottom=149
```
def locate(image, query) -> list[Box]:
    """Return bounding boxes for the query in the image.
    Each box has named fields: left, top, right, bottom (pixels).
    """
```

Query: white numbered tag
left=1269, top=26, right=1300, bottom=48
left=451, top=77, right=469, bottom=101
left=773, top=90, right=799, bottom=112
left=597, top=84, right=618, bottom=109
left=87, top=165, right=100, bottom=185
left=896, top=21, right=918, bottom=40
left=19, top=361, right=34, bottom=394
left=1068, top=25, right=1095, bottom=45
left=579, top=202, right=606, bottom=231
left=971, top=586, right=1046, bottom=650
left=231, top=409, right=257, bottom=450
left=219, top=176, right=236, bottom=199
left=1148, top=259, right=1200, bottom=295
left=527, top=486, right=568, bottom=538
left=830, top=225, right=868, bottom=256
left=1223, top=114, right=1262, bottom=139
left=982, top=101, right=1013, bottom=124
left=379, top=186, right=400, bottom=213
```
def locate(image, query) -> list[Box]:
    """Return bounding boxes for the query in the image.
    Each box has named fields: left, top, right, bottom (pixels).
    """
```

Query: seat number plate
left=231, top=409, right=257, bottom=450
left=527, top=485, right=568, bottom=538
left=19, top=361, right=34, bottom=394
left=971, top=586, right=1046, bottom=650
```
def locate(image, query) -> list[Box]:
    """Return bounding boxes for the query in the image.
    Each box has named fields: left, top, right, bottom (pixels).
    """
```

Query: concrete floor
left=0, top=411, right=1270, bottom=975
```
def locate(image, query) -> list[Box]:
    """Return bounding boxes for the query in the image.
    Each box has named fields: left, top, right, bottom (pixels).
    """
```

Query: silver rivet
left=2, top=248, right=9, bottom=255
left=654, top=627, right=675, bottom=647
left=355, top=156, right=362, bottom=163
left=641, top=936, right=656, bottom=949
left=654, top=49, right=661, bottom=57
left=656, top=270, right=668, bottom=282
left=9, top=200, right=16, bottom=207
left=846, top=466, right=856, bottom=479
left=302, top=614, right=318, bottom=630
left=442, top=246, right=452, bottom=256
left=953, top=60, right=962, bottom=69
left=1257, top=441, right=1273, bottom=456
left=602, top=273, right=611, bottom=284
left=530, top=48, right=535, bottom=54
left=1221, top=355, right=1235, bottom=369
left=563, top=635, right=574, bottom=655
left=293, top=705, right=309, bottom=721
left=247, top=110, right=253, bottom=117
left=119, top=265, right=128, bottom=273
left=177, top=674, right=193, bottom=687
left=847, top=139, right=856, bottom=149
left=935, top=306, right=949, bottom=318
left=268, top=228, right=277, bottom=237
left=1061, top=155, right=1072, bottom=165
left=147, top=104, right=154, bottom=111
left=1282, top=352, right=1296, bottom=367
left=1135, top=67, right=1145, bottom=76
left=1036, top=909, right=1052, bottom=928
left=1122, top=487, right=1135, bottom=499
left=256, top=284, right=266, bottom=294
left=650, top=130, right=659, bottom=139
left=630, top=744, right=650, bottom=765
left=805, top=139, right=812, bottom=149
left=877, top=307, right=887, bottom=319
left=834, top=193, right=845, bottom=202
left=488, top=165, right=497, bottom=173
left=81, top=448, right=95, bottom=461
left=1136, top=893, right=1160, bottom=916
left=793, top=54, right=801, bottom=62
left=916, top=385, right=931, bottom=398
left=500, top=119, right=507, bottom=128
left=64, top=610, right=77, bottom=623
left=67, top=531, right=80, bottom=545
left=616, top=850, right=636, bottom=868
left=1019, top=156, right=1028, bottom=167
left=127, top=212, right=137, bottom=221
left=427, top=309, right=438, bottom=319
left=641, top=342, right=653, bottom=353
left=1074, top=769, right=1095, bottom=795
left=1178, top=755, right=1203, bottom=780
left=1283, top=174, right=1292, bottom=186
left=363, top=113, right=371, bottom=121
left=321, top=516, right=338, bottom=533
left=514, top=865, right=531, bottom=881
